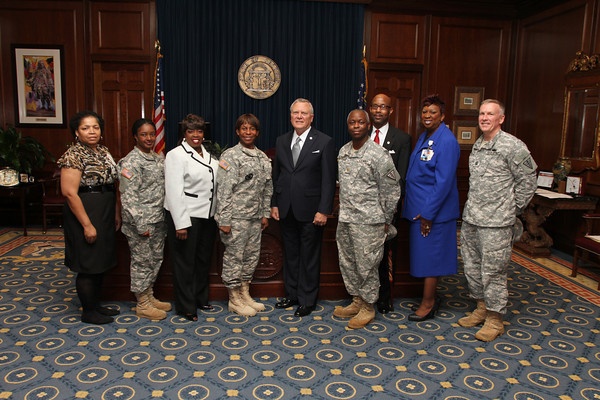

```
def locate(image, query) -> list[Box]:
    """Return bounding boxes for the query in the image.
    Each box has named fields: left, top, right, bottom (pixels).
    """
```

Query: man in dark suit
left=369, top=93, right=412, bottom=314
left=271, top=98, right=337, bottom=317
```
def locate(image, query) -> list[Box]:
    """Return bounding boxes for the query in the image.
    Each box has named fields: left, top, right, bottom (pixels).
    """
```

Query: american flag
left=357, top=55, right=368, bottom=110
left=153, top=49, right=166, bottom=155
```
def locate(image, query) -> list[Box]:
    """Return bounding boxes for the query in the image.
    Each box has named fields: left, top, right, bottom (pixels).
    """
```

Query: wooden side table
left=0, top=182, right=43, bottom=236
left=514, top=190, right=598, bottom=257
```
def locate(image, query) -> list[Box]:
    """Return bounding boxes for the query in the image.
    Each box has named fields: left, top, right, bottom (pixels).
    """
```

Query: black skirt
left=63, top=191, right=117, bottom=274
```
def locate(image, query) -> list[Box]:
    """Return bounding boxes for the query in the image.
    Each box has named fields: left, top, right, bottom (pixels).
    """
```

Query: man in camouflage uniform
left=118, top=118, right=170, bottom=321
left=334, top=109, right=401, bottom=329
left=215, top=113, right=273, bottom=317
left=460, top=99, right=537, bottom=341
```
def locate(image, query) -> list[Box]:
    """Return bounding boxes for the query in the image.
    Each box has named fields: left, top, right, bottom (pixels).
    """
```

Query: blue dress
left=402, top=123, right=460, bottom=278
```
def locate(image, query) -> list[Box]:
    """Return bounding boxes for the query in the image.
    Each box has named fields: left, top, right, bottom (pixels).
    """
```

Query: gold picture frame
left=454, top=86, right=484, bottom=116
left=453, top=120, right=479, bottom=146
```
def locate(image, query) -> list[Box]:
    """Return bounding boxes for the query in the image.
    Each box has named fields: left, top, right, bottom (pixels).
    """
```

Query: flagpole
left=357, top=44, right=368, bottom=109
left=153, top=40, right=166, bottom=155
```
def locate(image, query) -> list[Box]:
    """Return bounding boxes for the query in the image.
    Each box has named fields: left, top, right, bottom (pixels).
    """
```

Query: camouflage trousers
left=460, top=221, right=513, bottom=314
left=336, top=222, right=386, bottom=304
left=122, top=221, right=167, bottom=294
left=219, top=219, right=262, bottom=288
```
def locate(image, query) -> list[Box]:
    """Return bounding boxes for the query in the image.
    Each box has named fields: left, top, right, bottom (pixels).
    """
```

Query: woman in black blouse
left=57, top=111, right=121, bottom=324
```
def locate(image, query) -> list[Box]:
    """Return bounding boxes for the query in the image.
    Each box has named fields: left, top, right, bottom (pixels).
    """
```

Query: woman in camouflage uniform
left=215, top=114, right=273, bottom=316
left=118, top=119, right=170, bottom=321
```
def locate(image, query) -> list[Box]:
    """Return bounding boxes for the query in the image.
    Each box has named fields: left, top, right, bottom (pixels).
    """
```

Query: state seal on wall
left=238, top=55, right=281, bottom=99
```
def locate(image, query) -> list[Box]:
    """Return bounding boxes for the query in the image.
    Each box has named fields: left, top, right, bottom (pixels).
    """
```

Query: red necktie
left=374, top=129, right=380, bottom=145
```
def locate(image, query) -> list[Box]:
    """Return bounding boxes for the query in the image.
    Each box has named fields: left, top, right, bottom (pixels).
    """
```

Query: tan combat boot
left=148, top=288, right=172, bottom=312
left=240, top=281, right=265, bottom=312
left=475, top=311, right=505, bottom=342
left=136, top=289, right=167, bottom=320
left=333, top=296, right=362, bottom=318
left=347, top=300, right=375, bottom=329
left=228, top=287, right=257, bottom=317
left=458, top=299, right=487, bottom=327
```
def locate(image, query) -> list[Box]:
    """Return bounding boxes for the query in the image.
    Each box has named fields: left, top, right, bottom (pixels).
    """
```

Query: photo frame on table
left=453, top=86, right=484, bottom=116
left=12, top=45, right=66, bottom=127
left=452, top=120, right=479, bottom=146
left=566, top=176, right=583, bottom=195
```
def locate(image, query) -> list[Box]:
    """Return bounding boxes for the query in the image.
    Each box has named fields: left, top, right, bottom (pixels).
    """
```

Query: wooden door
left=92, top=62, right=152, bottom=161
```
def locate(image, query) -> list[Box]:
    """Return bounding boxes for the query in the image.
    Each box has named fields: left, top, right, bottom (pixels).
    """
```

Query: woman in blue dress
left=403, top=94, right=460, bottom=321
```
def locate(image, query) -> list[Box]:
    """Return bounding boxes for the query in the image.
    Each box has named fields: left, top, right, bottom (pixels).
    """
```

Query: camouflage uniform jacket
left=337, top=139, right=401, bottom=225
left=117, top=147, right=165, bottom=234
left=215, top=143, right=273, bottom=226
left=462, top=130, right=537, bottom=228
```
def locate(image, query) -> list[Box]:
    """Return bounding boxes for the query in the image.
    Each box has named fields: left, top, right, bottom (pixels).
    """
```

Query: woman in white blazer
left=164, top=114, right=219, bottom=321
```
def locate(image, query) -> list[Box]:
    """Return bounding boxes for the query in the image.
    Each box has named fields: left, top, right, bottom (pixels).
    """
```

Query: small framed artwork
left=452, top=120, right=479, bottom=146
left=12, top=44, right=66, bottom=127
left=454, top=86, right=484, bottom=116
left=537, top=171, right=554, bottom=189
left=566, top=176, right=583, bottom=195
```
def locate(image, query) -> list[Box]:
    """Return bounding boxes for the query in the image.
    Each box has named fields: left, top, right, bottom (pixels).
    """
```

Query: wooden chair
left=572, top=213, right=600, bottom=290
left=39, top=169, right=65, bottom=233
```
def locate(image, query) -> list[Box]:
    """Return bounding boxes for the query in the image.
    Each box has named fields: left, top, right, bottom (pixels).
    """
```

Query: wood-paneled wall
left=1, top=0, right=597, bottom=175
left=2, top=0, right=600, bottom=295
left=0, top=0, right=155, bottom=163
left=0, top=1, right=87, bottom=161
left=365, top=13, right=513, bottom=209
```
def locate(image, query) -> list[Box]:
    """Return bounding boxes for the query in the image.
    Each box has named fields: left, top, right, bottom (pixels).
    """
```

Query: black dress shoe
left=177, top=312, right=198, bottom=321
left=81, top=311, right=114, bottom=325
left=96, top=306, right=120, bottom=316
left=294, top=305, right=316, bottom=317
left=275, top=298, right=298, bottom=309
left=377, top=300, right=391, bottom=314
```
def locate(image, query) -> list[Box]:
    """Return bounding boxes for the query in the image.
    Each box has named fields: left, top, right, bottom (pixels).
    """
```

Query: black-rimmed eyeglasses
left=370, top=104, right=391, bottom=110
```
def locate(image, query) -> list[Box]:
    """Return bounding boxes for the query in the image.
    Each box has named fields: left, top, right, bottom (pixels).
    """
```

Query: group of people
left=58, top=93, right=537, bottom=342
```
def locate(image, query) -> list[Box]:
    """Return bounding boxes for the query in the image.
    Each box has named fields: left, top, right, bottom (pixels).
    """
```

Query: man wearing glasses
left=369, top=93, right=412, bottom=314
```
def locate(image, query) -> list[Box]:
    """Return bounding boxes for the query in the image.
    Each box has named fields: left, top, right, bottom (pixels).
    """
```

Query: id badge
left=420, top=149, right=434, bottom=161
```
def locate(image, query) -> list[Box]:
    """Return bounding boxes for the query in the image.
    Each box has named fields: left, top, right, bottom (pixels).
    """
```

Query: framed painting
left=13, top=45, right=66, bottom=127
left=453, top=120, right=479, bottom=146
left=453, top=86, right=484, bottom=116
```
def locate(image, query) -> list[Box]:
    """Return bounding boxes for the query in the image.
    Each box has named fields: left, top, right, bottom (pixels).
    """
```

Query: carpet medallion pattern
left=0, top=228, right=599, bottom=399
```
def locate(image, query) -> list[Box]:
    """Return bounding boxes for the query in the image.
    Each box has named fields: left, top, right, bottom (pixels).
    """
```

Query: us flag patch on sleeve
left=121, top=168, right=133, bottom=179
left=219, top=159, right=231, bottom=170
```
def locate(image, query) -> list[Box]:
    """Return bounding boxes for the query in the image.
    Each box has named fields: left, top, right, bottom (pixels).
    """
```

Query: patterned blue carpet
left=1, top=228, right=600, bottom=399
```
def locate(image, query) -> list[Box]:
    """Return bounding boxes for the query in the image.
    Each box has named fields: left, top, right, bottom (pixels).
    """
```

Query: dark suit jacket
left=379, top=126, right=411, bottom=193
left=271, top=128, right=337, bottom=222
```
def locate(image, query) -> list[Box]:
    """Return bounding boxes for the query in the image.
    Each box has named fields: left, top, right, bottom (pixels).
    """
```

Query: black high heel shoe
left=408, top=297, right=441, bottom=321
